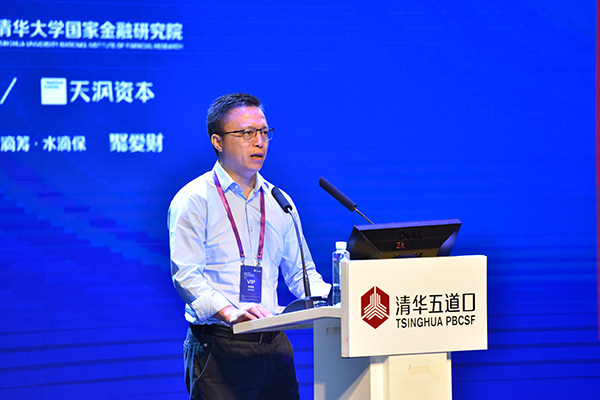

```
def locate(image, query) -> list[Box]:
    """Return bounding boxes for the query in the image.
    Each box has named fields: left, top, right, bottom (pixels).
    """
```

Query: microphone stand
left=317, top=177, right=375, bottom=306
left=354, top=207, right=374, bottom=225
left=281, top=212, right=327, bottom=313
left=271, top=187, right=327, bottom=314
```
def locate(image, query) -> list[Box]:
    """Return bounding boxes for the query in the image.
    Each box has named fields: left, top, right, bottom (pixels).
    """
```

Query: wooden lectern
left=235, top=255, right=487, bottom=399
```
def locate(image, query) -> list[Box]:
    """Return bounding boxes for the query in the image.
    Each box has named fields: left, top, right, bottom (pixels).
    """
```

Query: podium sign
left=341, top=255, right=487, bottom=358
left=236, top=255, right=488, bottom=399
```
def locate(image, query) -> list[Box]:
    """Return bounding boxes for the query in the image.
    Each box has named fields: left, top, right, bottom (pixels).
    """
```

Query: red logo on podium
left=361, top=286, right=390, bottom=329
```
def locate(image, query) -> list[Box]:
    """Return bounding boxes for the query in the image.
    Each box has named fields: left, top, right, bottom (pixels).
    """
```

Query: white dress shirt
left=168, top=161, right=331, bottom=325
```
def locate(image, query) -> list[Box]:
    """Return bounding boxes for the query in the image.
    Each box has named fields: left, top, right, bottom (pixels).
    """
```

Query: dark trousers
left=184, top=325, right=300, bottom=400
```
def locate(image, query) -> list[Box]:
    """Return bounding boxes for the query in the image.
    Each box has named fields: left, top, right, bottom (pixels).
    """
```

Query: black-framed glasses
left=217, top=127, right=274, bottom=142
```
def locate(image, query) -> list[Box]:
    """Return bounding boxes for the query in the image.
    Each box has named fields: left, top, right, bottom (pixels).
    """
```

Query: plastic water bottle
left=332, top=241, right=350, bottom=305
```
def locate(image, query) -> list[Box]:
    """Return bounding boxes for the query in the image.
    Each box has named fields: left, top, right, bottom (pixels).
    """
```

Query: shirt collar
left=212, top=161, right=269, bottom=197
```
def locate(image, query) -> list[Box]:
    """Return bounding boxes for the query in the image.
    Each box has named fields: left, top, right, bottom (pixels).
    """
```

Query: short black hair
left=206, top=93, right=264, bottom=155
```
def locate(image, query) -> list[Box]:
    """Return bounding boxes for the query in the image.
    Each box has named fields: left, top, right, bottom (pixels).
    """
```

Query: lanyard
left=213, top=172, right=266, bottom=266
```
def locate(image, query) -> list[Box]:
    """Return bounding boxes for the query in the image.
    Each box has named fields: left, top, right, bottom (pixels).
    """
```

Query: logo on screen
left=41, top=78, right=67, bottom=105
left=361, top=286, right=390, bottom=329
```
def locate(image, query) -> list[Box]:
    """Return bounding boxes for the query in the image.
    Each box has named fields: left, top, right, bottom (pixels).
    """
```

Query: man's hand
left=216, top=304, right=273, bottom=325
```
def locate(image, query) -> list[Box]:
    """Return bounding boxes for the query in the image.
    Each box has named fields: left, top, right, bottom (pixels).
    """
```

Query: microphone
left=271, top=186, right=292, bottom=213
left=318, top=177, right=374, bottom=224
left=271, top=187, right=326, bottom=313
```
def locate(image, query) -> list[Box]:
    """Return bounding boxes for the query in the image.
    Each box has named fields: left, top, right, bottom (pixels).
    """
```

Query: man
left=168, top=93, right=330, bottom=399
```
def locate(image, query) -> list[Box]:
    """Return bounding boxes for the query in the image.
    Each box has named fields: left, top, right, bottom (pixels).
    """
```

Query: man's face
left=212, top=106, right=269, bottom=182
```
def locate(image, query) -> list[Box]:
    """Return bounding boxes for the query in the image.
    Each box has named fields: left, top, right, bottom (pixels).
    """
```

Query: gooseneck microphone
left=318, top=177, right=374, bottom=224
left=271, top=186, right=293, bottom=213
left=272, top=186, right=310, bottom=297
left=271, top=186, right=326, bottom=313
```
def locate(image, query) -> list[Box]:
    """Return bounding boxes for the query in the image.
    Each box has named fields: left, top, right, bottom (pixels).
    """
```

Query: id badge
left=240, top=265, right=262, bottom=303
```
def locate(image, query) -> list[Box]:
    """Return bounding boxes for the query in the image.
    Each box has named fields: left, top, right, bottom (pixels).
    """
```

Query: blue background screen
left=0, top=1, right=597, bottom=398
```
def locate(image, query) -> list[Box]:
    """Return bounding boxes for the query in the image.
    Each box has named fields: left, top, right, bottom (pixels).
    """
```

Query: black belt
left=190, top=323, right=280, bottom=344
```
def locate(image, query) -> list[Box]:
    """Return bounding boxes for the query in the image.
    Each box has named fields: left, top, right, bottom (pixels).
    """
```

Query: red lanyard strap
left=213, top=172, right=265, bottom=266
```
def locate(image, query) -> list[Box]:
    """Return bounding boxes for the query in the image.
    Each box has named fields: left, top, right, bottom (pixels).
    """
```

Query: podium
left=235, top=255, right=487, bottom=399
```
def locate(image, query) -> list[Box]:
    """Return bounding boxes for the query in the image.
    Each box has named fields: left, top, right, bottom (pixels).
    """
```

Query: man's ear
left=211, top=134, right=223, bottom=153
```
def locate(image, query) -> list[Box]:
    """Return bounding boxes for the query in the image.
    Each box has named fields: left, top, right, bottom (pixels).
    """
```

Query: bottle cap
left=335, top=241, right=347, bottom=250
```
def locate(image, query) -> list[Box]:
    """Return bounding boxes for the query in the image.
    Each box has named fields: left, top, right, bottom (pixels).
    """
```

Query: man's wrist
left=215, top=305, right=235, bottom=325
